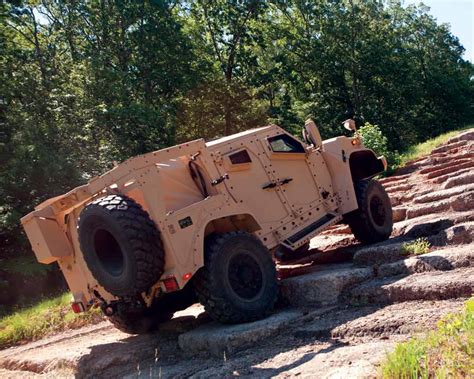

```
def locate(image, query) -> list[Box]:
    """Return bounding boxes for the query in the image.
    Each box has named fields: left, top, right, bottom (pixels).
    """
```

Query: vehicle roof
left=205, top=125, right=275, bottom=148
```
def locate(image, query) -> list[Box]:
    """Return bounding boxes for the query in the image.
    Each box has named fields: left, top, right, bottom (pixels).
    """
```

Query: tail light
left=162, top=277, right=179, bottom=292
left=71, top=301, right=85, bottom=313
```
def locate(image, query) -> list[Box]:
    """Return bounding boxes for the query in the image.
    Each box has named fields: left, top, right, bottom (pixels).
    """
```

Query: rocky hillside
left=0, top=129, right=473, bottom=378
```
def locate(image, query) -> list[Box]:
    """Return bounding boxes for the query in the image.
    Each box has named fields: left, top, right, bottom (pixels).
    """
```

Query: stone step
left=443, top=171, right=474, bottom=189
left=413, top=184, right=474, bottom=204
left=353, top=241, right=408, bottom=267
left=432, top=167, right=473, bottom=184
left=447, top=129, right=474, bottom=143
left=396, top=211, right=474, bottom=238
left=426, top=160, right=474, bottom=179
left=428, top=151, right=474, bottom=165
left=419, top=159, right=468, bottom=175
left=294, top=299, right=464, bottom=340
left=405, top=191, right=474, bottom=219
left=406, top=199, right=451, bottom=219
left=353, top=227, right=473, bottom=268
left=390, top=193, right=415, bottom=207
left=177, top=310, right=304, bottom=357
left=376, top=244, right=474, bottom=278
left=431, top=140, right=468, bottom=154
left=379, top=173, right=411, bottom=185
left=383, top=178, right=409, bottom=190
left=280, top=264, right=374, bottom=307
left=349, top=267, right=474, bottom=304
left=428, top=222, right=474, bottom=246
left=385, top=183, right=413, bottom=193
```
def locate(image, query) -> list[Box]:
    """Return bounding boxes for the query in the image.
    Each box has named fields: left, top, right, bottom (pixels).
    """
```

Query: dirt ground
left=1, top=129, right=473, bottom=378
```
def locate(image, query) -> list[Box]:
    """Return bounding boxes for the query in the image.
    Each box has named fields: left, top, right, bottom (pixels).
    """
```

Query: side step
left=282, top=213, right=342, bottom=250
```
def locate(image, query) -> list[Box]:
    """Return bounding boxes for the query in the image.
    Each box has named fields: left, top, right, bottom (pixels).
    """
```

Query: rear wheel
left=78, top=195, right=164, bottom=297
left=194, top=232, right=278, bottom=324
left=346, top=179, right=393, bottom=244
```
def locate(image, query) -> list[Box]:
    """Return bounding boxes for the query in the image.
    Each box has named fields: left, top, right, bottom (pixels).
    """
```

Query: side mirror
left=303, top=119, right=323, bottom=149
left=343, top=119, right=357, bottom=132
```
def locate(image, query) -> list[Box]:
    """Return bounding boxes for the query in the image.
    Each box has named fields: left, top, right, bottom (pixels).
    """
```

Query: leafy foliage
left=358, top=122, right=400, bottom=168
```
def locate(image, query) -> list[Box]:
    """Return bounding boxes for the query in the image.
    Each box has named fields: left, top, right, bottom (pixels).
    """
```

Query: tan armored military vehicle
left=21, top=120, right=392, bottom=333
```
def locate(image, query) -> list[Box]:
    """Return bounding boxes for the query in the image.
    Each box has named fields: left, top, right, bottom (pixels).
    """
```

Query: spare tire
left=78, top=194, right=164, bottom=297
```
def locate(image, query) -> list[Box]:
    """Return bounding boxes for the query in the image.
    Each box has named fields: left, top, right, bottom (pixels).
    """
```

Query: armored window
left=229, top=149, right=252, bottom=164
left=268, top=134, right=305, bottom=153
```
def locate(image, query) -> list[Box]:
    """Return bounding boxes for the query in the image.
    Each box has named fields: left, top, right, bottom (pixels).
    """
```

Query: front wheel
left=194, top=232, right=278, bottom=324
left=346, top=179, right=393, bottom=244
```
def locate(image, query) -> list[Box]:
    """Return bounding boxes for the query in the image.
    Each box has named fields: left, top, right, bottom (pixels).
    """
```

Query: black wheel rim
left=228, top=252, right=263, bottom=300
left=93, top=229, right=125, bottom=277
left=369, top=195, right=386, bottom=227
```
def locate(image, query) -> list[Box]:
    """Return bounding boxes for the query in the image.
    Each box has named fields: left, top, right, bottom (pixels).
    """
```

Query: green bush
left=358, top=123, right=400, bottom=170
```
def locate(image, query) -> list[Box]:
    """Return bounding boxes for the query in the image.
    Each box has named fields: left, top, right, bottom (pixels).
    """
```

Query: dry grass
left=0, top=293, right=102, bottom=348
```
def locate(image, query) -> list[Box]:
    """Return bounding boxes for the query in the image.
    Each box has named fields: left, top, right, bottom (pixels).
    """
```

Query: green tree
left=178, top=0, right=270, bottom=139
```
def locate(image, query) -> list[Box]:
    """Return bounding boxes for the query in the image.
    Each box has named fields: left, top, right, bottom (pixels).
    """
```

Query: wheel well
left=349, top=150, right=385, bottom=182
left=204, top=214, right=261, bottom=237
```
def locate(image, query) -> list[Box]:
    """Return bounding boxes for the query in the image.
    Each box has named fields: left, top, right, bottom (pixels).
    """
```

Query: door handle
left=262, top=181, right=277, bottom=190
left=279, top=178, right=293, bottom=186
left=262, top=178, right=293, bottom=190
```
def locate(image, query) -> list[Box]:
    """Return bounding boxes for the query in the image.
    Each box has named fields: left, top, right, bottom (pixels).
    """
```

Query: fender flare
left=349, top=149, right=386, bottom=182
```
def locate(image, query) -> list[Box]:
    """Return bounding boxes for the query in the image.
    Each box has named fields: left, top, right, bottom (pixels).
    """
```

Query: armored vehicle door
left=212, top=139, right=291, bottom=232
left=259, top=133, right=337, bottom=218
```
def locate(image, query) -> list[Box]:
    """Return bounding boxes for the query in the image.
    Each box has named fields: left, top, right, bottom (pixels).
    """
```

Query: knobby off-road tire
left=78, top=194, right=164, bottom=298
left=346, top=179, right=393, bottom=244
left=194, top=232, right=278, bottom=324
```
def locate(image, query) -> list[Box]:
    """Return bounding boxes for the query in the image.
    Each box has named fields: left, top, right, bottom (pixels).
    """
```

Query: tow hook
left=100, top=298, right=145, bottom=317
left=101, top=302, right=117, bottom=316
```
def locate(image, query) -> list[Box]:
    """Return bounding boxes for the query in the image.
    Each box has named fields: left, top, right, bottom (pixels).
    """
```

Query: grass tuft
left=380, top=297, right=474, bottom=378
left=400, top=238, right=431, bottom=256
left=0, top=293, right=102, bottom=348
